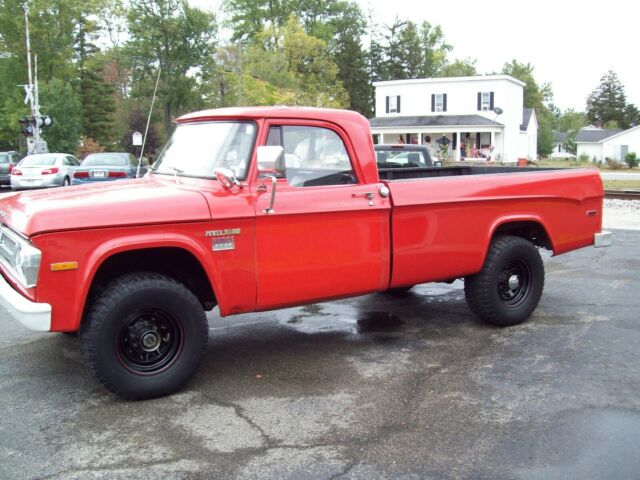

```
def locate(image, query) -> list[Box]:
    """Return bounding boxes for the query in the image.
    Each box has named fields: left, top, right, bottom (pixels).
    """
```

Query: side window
left=272, top=125, right=356, bottom=187
left=64, top=156, right=74, bottom=166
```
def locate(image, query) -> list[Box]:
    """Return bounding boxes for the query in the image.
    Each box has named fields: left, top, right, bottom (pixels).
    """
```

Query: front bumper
left=594, top=231, right=612, bottom=248
left=0, top=274, right=51, bottom=331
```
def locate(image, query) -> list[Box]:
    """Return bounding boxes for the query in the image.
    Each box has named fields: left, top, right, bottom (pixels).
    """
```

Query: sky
left=190, top=0, right=640, bottom=112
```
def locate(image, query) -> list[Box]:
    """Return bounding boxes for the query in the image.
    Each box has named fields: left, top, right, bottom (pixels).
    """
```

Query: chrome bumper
left=594, top=231, right=612, bottom=248
left=0, top=274, right=51, bottom=331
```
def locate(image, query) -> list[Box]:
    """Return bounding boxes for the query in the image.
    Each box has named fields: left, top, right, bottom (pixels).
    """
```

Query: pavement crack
left=201, top=393, right=277, bottom=448
left=328, top=460, right=357, bottom=479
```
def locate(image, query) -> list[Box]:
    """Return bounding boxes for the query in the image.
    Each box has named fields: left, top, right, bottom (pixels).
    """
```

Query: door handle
left=352, top=192, right=374, bottom=200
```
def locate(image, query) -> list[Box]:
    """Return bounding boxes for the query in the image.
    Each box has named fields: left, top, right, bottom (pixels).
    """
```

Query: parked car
left=374, top=144, right=440, bottom=168
left=0, top=107, right=609, bottom=399
left=0, top=151, right=21, bottom=186
left=73, top=153, right=148, bottom=185
left=10, top=153, right=79, bottom=190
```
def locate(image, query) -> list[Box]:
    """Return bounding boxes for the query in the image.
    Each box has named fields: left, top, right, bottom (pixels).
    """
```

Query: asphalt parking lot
left=1, top=229, right=639, bottom=480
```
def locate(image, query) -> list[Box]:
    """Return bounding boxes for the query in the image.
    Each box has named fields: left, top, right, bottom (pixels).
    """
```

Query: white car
left=11, top=153, right=80, bottom=190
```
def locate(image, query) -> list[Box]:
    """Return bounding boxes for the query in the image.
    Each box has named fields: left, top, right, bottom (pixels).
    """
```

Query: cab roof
left=177, top=106, right=367, bottom=124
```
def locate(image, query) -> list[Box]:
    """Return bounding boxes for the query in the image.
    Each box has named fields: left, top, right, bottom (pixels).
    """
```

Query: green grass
left=603, top=179, right=640, bottom=191
left=536, top=158, right=638, bottom=173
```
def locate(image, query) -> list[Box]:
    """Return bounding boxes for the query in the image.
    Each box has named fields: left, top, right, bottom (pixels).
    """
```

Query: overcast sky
left=191, top=0, right=639, bottom=112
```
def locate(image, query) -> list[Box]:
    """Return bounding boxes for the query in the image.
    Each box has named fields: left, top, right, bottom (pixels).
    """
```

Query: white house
left=369, top=75, right=538, bottom=163
left=576, top=126, right=639, bottom=162
left=550, top=131, right=575, bottom=159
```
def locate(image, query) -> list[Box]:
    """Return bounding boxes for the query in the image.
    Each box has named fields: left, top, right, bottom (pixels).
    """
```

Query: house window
left=431, top=93, right=447, bottom=112
left=386, top=95, right=401, bottom=114
left=478, top=91, right=494, bottom=111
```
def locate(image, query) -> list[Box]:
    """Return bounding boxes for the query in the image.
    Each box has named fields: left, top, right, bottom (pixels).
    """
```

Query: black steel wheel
left=81, top=272, right=209, bottom=399
left=465, top=235, right=544, bottom=327
left=117, top=310, right=183, bottom=374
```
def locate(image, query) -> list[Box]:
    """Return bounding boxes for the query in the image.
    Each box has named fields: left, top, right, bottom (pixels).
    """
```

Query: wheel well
left=493, top=221, right=552, bottom=250
left=87, top=248, right=216, bottom=311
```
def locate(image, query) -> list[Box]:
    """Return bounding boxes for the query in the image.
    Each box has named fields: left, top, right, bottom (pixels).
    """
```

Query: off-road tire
left=464, top=235, right=544, bottom=327
left=80, top=273, right=208, bottom=399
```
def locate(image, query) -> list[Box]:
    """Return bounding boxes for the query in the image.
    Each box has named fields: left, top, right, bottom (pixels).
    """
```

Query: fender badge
left=212, top=236, right=236, bottom=251
left=205, top=228, right=241, bottom=237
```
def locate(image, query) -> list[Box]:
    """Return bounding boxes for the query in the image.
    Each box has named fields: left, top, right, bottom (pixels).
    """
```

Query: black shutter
left=431, top=94, right=435, bottom=112
left=385, top=96, right=390, bottom=114
left=476, top=132, right=481, bottom=148
left=490, top=92, right=495, bottom=111
left=443, top=94, right=448, bottom=112
left=477, top=92, right=481, bottom=111
left=452, top=132, right=457, bottom=149
left=397, top=95, right=401, bottom=114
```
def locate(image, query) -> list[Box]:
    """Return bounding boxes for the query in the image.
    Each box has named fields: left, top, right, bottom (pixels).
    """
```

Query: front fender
left=32, top=221, right=256, bottom=331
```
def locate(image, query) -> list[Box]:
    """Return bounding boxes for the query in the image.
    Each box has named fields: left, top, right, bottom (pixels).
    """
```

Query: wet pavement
left=1, top=229, right=639, bottom=479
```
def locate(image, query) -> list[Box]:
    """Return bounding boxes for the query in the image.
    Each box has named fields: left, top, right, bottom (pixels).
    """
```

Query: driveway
left=1, top=231, right=639, bottom=479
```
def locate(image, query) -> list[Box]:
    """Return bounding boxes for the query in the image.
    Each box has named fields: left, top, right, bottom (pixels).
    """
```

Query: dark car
left=0, top=151, right=21, bottom=186
left=72, top=153, right=148, bottom=185
left=374, top=144, right=441, bottom=168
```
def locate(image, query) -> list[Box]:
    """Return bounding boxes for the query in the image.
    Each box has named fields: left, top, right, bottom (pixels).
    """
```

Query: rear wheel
left=80, top=273, right=208, bottom=399
left=63, top=177, right=70, bottom=186
left=464, top=235, right=544, bottom=327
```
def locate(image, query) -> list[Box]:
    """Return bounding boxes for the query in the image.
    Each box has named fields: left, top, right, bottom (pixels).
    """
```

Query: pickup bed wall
left=385, top=168, right=603, bottom=288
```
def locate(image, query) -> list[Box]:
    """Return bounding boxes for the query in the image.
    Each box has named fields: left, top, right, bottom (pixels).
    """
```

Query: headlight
left=0, top=226, right=42, bottom=288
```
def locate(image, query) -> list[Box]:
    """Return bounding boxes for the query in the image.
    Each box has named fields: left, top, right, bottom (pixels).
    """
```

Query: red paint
left=0, top=107, right=604, bottom=332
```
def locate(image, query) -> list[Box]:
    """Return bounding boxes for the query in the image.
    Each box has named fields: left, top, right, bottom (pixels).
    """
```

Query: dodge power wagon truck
left=0, top=107, right=610, bottom=399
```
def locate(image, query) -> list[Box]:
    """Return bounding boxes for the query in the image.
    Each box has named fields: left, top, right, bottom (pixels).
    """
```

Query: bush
left=606, top=157, right=625, bottom=170
left=625, top=152, right=638, bottom=168
left=578, top=153, right=590, bottom=163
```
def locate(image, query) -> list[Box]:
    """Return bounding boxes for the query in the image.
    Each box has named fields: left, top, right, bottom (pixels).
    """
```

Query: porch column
left=457, top=130, right=463, bottom=161
left=490, top=131, right=496, bottom=160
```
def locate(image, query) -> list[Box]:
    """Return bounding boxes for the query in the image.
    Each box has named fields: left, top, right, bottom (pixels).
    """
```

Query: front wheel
left=80, top=273, right=209, bottom=399
left=464, top=235, right=544, bottom=327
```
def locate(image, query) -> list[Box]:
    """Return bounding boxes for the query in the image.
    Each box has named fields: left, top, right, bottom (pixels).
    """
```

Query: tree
left=418, top=21, right=451, bottom=78
left=586, top=70, right=630, bottom=128
left=552, top=108, right=588, bottom=155
left=440, top=58, right=477, bottom=77
left=40, top=79, right=83, bottom=153
left=126, top=0, right=217, bottom=136
left=380, top=17, right=407, bottom=81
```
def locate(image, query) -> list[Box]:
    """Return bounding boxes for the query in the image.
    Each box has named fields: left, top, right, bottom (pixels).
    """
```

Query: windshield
left=83, top=154, right=128, bottom=166
left=375, top=149, right=428, bottom=167
left=20, top=155, right=57, bottom=166
left=152, top=122, right=256, bottom=180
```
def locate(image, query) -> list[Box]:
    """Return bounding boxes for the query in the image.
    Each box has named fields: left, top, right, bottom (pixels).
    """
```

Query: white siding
left=602, top=126, right=640, bottom=160
left=577, top=143, right=603, bottom=162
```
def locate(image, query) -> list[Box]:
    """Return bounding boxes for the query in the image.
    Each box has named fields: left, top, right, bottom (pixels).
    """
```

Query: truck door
left=252, top=121, right=391, bottom=309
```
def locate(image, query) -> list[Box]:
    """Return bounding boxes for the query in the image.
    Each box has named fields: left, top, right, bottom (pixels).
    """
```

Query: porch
left=369, top=115, right=505, bottom=162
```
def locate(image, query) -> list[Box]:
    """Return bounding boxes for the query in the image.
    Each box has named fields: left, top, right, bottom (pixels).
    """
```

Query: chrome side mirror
left=214, top=167, right=239, bottom=189
left=257, top=145, right=285, bottom=177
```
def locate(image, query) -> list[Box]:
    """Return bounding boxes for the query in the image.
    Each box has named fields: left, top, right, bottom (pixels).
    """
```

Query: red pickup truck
left=0, top=107, right=610, bottom=399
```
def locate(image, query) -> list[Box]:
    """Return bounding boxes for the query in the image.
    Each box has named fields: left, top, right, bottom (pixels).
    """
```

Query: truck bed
left=378, top=164, right=561, bottom=181
left=383, top=167, right=604, bottom=288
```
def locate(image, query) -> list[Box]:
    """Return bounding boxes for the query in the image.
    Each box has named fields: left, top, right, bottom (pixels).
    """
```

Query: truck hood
left=0, top=177, right=211, bottom=236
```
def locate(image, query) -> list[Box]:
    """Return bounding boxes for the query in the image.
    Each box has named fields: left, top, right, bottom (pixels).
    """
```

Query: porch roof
left=369, top=114, right=503, bottom=129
